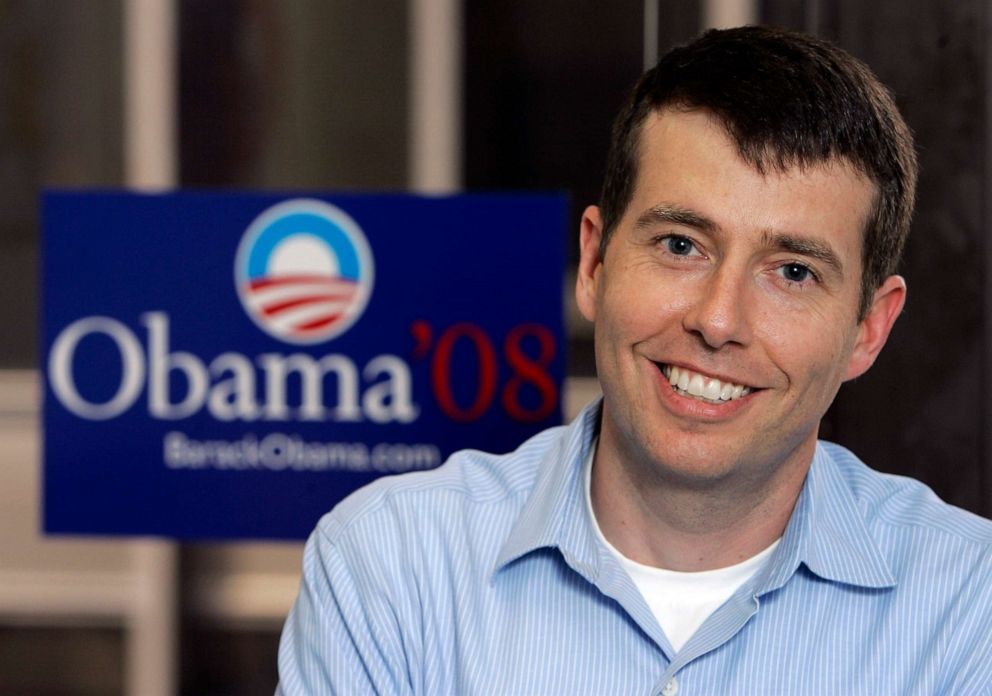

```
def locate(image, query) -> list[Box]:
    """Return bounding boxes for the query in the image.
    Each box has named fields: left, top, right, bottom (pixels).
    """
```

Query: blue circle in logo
left=234, top=199, right=375, bottom=344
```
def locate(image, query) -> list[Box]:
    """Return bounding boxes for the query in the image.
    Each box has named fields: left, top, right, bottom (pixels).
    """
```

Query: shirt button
left=661, top=678, right=679, bottom=696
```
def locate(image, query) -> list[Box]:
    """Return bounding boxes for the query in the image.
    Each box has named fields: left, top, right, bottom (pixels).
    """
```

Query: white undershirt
left=583, top=446, right=780, bottom=652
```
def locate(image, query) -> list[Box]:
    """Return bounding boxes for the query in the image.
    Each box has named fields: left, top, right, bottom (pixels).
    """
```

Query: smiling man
left=579, top=107, right=903, bottom=574
left=278, top=27, right=992, bottom=695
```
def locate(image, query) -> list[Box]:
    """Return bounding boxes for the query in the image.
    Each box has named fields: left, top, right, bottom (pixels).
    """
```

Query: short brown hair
left=599, top=26, right=917, bottom=319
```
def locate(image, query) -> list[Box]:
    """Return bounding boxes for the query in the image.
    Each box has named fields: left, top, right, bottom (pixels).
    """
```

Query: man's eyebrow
left=764, top=232, right=845, bottom=275
left=632, top=206, right=846, bottom=274
left=632, top=204, right=718, bottom=234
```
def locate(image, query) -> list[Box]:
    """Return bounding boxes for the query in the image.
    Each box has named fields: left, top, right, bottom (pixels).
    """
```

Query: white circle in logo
left=234, top=199, right=375, bottom=344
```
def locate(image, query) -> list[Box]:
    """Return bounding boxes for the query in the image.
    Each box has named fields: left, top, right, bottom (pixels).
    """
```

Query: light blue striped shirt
left=277, top=400, right=992, bottom=695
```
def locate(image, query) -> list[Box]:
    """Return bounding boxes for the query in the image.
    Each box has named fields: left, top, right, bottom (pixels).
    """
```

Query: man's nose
left=681, top=266, right=753, bottom=349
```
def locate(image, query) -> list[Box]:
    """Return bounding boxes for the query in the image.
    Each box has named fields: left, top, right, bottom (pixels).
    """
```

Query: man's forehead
left=637, top=107, right=876, bottom=188
left=630, top=108, right=878, bottom=233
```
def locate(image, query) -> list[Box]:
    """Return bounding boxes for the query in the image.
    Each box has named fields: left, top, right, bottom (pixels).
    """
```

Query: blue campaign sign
left=42, top=192, right=567, bottom=540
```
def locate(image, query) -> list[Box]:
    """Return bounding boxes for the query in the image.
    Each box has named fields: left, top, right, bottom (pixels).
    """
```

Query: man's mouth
left=659, top=364, right=753, bottom=404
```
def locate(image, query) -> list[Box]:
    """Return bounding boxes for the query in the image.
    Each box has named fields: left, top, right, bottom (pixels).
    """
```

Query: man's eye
left=664, top=236, right=696, bottom=256
left=779, top=263, right=814, bottom=283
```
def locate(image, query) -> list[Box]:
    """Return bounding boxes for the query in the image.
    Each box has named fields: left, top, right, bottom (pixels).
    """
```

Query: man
left=278, top=26, right=992, bottom=695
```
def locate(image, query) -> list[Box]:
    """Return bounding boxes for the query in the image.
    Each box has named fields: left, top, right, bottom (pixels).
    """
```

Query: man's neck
left=589, top=425, right=812, bottom=572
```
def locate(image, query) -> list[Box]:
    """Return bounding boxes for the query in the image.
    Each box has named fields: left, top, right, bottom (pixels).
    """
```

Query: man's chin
left=644, top=452, right=744, bottom=491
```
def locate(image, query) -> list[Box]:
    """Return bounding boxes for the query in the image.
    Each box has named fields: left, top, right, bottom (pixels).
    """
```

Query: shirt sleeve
left=276, top=523, right=416, bottom=696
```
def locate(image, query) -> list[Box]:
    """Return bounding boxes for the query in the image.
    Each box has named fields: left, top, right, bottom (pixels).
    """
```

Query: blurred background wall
left=1, top=0, right=989, bottom=693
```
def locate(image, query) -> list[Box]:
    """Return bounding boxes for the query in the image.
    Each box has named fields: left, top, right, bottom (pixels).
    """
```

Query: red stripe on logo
left=260, top=292, right=355, bottom=317
left=293, top=314, right=342, bottom=332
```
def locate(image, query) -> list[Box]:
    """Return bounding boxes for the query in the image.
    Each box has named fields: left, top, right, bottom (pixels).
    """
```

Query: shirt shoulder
left=811, top=442, right=992, bottom=692
left=316, top=423, right=568, bottom=546
left=279, top=427, right=568, bottom=696
left=819, top=440, right=992, bottom=548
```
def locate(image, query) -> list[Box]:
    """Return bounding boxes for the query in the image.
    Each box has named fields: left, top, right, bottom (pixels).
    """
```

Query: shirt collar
left=754, top=442, right=896, bottom=593
left=493, top=399, right=603, bottom=578
left=494, top=399, right=896, bottom=591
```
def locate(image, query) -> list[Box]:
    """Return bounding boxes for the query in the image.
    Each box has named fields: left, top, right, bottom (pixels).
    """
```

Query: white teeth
left=660, top=363, right=751, bottom=403
left=703, top=379, right=722, bottom=400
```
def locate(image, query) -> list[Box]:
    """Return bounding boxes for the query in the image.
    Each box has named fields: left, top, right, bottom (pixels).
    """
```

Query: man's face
left=577, top=108, right=904, bottom=488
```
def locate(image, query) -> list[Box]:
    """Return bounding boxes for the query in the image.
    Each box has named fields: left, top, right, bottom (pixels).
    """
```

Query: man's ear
left=576, top=205, right=605, bottom=322
left=844, top=275, right=907, bottom=381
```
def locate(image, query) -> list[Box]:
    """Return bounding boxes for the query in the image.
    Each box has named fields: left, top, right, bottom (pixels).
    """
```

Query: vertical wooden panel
left=179, top=0, right=408, bottom=189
